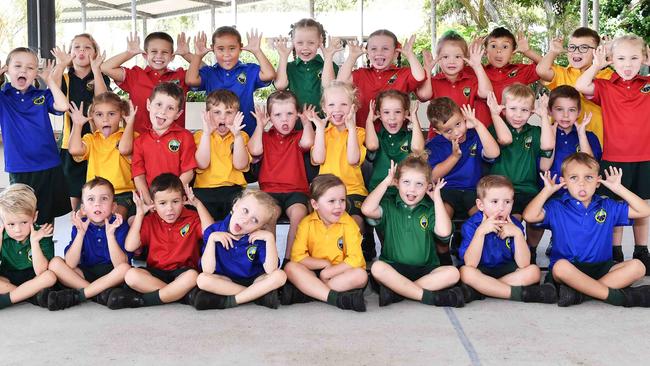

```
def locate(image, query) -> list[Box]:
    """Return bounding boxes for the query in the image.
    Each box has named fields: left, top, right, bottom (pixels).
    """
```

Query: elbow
left=498, top=137, right=513, bottom=146
left=118, top=146, right=132, bottom=156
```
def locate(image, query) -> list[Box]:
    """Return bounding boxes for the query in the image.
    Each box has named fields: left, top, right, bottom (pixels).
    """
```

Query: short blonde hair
left=0, top=184, right=37, bottom=218
left=611, top=34, right=647, bottom=59
left=233, top=190, right=281, bottom=229
left=321, top=80, right=359, bottom=111
left=476, top=175, right=514, bottom=199
left=502, top=83, right=535, bottom=107
left=561, top=152, right=600, bottom=177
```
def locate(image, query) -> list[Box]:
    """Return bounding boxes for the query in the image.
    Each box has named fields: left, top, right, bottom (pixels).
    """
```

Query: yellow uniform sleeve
left=356, top=127, right=367, bottom=167
left=290, top=217, right=311, bottom=263
left=73, top=133, right=93, bottom=162
left=342, top=217, right=366, bottom=269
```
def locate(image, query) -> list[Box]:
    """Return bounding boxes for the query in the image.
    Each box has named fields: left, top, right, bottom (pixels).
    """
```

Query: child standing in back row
left=336, top=30, right=425, bottom=128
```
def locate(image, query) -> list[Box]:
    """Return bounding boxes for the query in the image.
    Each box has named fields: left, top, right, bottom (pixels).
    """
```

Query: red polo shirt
left=352, top=66, right=424, bottom=129
left=119, top=66, right=189, bottom=134
left=140, top=208, right=201, bottom=270
left=427, top=67, right=488, bottom=140
left=259, top=128, right=309, bottom=194
left=132, top=124, right=198, bottom=185
left=592, top=74, right=650, bottom=162
left=484, top=63, right=539, bottom=103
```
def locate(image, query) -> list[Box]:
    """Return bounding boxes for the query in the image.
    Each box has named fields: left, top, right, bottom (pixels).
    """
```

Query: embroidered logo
left=179, top=223, right=190, bottom=237
left=246, top=245, right=257, bottom=261
left=317, top=71, right=323, bottom=79
left=505, top=237, right=511, bottom=250
left=237, top=72, right=247, bottom=84
left=595, top=208, right=607, bottom=224
left=575, top=144, right=581, bottom=153
left=169, top=79, right=180, bottom=85
left=354, top=200, right=362, bottom=209
left=400, top=140, right=409, bottom=153
left=419, top=215, right=429, bottom=230
left=337, top=237, right=344, bottom=250
left=463, top=87, right=471, bottom=98
left=86, top=80, right=95, bottom=92
left=168, top=139, right=180, bottom=152
left=28, top=248, right=33, bottom=262
left=388, top=73, right=398, bottom=84
left=469, top=142, right=477, bottom=156
left=641, top=84, right=650, bottom=94
left=230, top=142, right=235, bottom=153
left=33, top=96, right=45, bottom=105
left=524, top=136, right=532, bottom=149
left=508, top=69, right=518, bottom=78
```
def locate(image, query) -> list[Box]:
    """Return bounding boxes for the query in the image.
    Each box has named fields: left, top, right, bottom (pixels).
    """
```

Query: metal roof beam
left=85, top=0, right=154, bottom=18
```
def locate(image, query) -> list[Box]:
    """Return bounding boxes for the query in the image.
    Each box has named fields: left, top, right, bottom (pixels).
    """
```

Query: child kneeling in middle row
left=363, top=154, right=465, bottom=308
left=459, top=175, right=557, bottom=304
left=283, top=174, right=368, bottom=312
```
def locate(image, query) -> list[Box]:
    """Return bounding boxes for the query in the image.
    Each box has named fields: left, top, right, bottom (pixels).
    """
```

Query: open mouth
left=578, top=189, right=587, bottom=197
left=17, top=76, right=27, bottom=83
left=572, top=56, right=583, bottom=63
left=232, top=223, right=242, bottom=233
left=405, top=194, right=417, bottom=202
left=281, top=123, right=290, bottom=132
left=373, top=57, right=387, bottom=68
left=101, top=125, right=112, bottom=136
left=387, top=122, right=399, bottom=130
left=94, top=210, right=103, bottom=216
left=331, top=113, right=344, bottom=123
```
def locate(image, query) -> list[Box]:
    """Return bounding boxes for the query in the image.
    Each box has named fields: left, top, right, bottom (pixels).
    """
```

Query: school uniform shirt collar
left=155, top=207, right=195, bottom=225
left=293, top=54, right=324, bottom=67
left=66, top=67, right=95, bottom=81
left=370, top=65, right=399, bottom=74
left=608, top=72, right=650, bottom=84
left=556, top=125, right=578, bottom=137
left=268, top=127, right=299, bottom=139
left=432, top=66, right=473, bottom=81
left=84, top=214, right=119, bottom=230
left=145, top=122, right=185, bottom=138
left=485, top=63, right=517, bottom=73
left=210, top=61, right=245, bottom=72
left=142, top=65, right=175, bottom=76
left=507, top=122, right=533, bottom=135
left=392, top=192, right=433, bottom=211
left=92, top=128, right=123, bottom=140
left=2, top=83, right=37, bottom=95
left=559, top=191, right=604, bottom=208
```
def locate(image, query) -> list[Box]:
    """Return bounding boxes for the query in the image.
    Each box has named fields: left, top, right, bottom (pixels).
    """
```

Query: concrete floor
left=1, top=214, right=649, bottom=365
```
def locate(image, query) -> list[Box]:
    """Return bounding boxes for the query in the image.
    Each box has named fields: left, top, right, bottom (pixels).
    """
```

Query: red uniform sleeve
left=519, top=64, right=540, bottom=85
left=590, top=78, right=606, bottom=105
left=403, top=67, right=425, bottom=91
left=131, top=135, right=146, bottom=178
left=179, top=131, right=198, bottom=174
left=117, top=66, right=139, bottom=93
left=139, top=214, right=152, bottom=248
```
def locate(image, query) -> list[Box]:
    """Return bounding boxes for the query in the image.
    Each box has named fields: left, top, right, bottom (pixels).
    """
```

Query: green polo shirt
left=368, top=128, right=412, bottom=191
left=370, top=191, right=450, bottom=267
left=489, top=123, right=553, bottom=194
left=0, top=227, right=54, bottom=272
left=286, top=55, right=338, bottom=112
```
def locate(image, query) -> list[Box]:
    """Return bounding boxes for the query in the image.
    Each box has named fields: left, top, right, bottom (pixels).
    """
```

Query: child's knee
left=552, top=259, right=571, bottom=278
left=522, top=264, right=541, bottom=282
left=283, top=261, right=301, bottom=277
left=629, top=259, right=646, bottom=278
left=459, top=265, right=477, bottom=282
left=350, top=268, right=368, bottom=287
left=124, top=268, right=143, bottom=285
left=370, top=260, right=389, bottom=278
left=441, top=265, right=460, bottom=283
left=115, top=263, right=132, bottom=277
left=47, top=256, right=66, bottom=272
left=196, top=272, right=211, bottom=289
left=269, top=269, right=287, bottom=286
left=40, top=270, right=57, bottom=287
left=179, top=269, right=198, bottom=285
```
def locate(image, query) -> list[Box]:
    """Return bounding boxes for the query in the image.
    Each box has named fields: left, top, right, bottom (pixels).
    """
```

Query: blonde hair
left=69, top=33, right=99, bottom=54
left=395, top=152, right=432, bottom=183
left=89, top=92, right=130, bottom=119
left=610, top=35, right=647, bottom=59
left=476, top=175, right=514, bottom=199
left=0, top=184, right=37, bottom=218
left=234, top=190, right=281, bottom=229
left=321, top=80, right=359, bottom=111
left=502, top=83, right=535, bottom=106
left=310, top=174, right=346, bottom=201
left=561, top=152, right=600, bottom=177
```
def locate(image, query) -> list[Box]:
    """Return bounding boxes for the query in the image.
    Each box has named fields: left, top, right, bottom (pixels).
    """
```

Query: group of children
left=1, top=18, right=650, bottom=312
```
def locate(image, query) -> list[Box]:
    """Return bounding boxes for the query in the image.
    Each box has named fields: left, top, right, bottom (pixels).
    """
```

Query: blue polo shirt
left=0, top=84, right=63, bottom=172
left=199, top=62, right=270, bottom=136
left=459, top=211, right=524, bottom=267
left=541, top=193, right=631, bottom=269
left=427, top=129, right=491, bottom=190
left=550, top=127, right=602, bottom=182
left=201, top=214, right=268, bottom=280
left=64, top=215, right=131, bottom=267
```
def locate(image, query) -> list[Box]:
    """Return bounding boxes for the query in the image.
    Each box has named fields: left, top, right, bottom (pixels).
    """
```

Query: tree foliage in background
left=600, top=0, right=649, bottom=42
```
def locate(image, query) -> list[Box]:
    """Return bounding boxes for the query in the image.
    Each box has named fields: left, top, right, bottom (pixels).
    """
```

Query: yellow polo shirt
left=291, top=211, right=366, bottom=269
left=545, top=65, right=614, bottom=145
left=75, top=129, right=134, bottom=194
left=193, top=130, right=250, bottom=188
left=319, top=125, right=367, bottom=196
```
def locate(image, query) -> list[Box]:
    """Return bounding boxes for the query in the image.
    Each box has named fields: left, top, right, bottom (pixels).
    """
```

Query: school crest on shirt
left=169, top=79, right=180, bottom=85
left=317, top=71, right=323, bottom=79
left=400, top=140, right=409, bottom=153
left=179, top=223, right=190, bottom=237
left=469, top=142, right=477, bottom=156
left=85, top=80, right=95, bottom=92
left=595, top=208, right=607, bottom=224
left=508, top=69, right=518, bottom=78
left=463, top=87, right=471, bottom=98
left=33, top=96, right=45, bottom=105
left=641, top=84, right=650, bottom=94
left=246, top=245, right=257, bottom=261
left=419, top=215, right=429, bottom=230
left=524, top=136, right=532, bottom=149
left=27, top=248, right=33, bottom=262
left=237, top=72, right=247, bottom=85
left=337, top=237, right=344, bottom=250
left=388, top=73, right=398, bottom=84
left=168, top=139, right=181, bottom=152
left=575, top=144, right=581, bottom=153
left=505, top=237, right=511, bottom=250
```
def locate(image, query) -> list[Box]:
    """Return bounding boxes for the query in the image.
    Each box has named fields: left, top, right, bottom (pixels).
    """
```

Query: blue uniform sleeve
left=426, top=138, right=448, bottom=169
left=254, top=240, right=268, bottom=269
left=44, top=89, right=63, bottom=116
left=63, top=226, right=79, bottom=256
left=201, top=222, right=219, bottom=253
left=608, top=199, right=632, bottom=226
left=249, top=63, right=271, bottom=89
left=540, top=200, right=556, bottom=229
left=586, top=132, right=602, bottom=161
left=114, top=219, right=133, bottom=260
left=198, top=65, right=212, bottom=91
left=459, top=218, right=479, bottom=263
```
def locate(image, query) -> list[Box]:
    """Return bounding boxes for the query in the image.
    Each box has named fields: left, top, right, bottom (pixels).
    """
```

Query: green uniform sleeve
left=40, top=236, right=55, bottom=260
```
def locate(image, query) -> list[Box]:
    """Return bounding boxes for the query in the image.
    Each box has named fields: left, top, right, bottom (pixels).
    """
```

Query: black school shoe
left=94, top=288, right=118, bottom=306
left=459, top=283, right=486, bottom=304
left=433, top=287, right=465, bottom=308
left=31, top=287, right=53, bottom=308
left=522, top=283, right=558, bottom=304
left=107, top=288, right=145, bottom=310
left=280, top=282, right=312, bottom=305
left=193, top=290, right=230, bottom=310
left=622, top=285, right=650, bottom=307
left=378, top=284, right=404, bottom=307
left=47, top=289, right=81, bottom=311
left=182, top=286, right=200, bottom=306
left=254, top=289, right=280, bottom=309
left=335, top=289, right=366, bottom=312
left=557, top=285, right=584, bottom=307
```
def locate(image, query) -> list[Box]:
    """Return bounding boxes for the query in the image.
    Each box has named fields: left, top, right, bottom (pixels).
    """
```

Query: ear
left=559, top=176, right=566, bottom=184
left=111, top=202, right=117, bottom=213
left=33, top=210, right=39, bottom=223
left=310, top=198, right=319, bottom=211
left=146, top=98, right=152, bottom=112
left=475, top=198, right=484, bottom=212
left=141, top=51, right=147, bottom=59
left=174, top=109, right=184, bottom=120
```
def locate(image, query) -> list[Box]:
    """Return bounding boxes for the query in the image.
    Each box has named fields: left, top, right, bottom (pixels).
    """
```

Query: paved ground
left=1, top=214, right=649, bottom=365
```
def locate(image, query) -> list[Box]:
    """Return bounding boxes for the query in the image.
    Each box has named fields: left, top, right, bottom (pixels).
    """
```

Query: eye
left=252, top=217, right=258, bottom=224
left=585, top=176, right=594, bottom=181
left=415, top=182, right=424, bottom=188
left=88, top=197, right=95, bottom=202
left=243, top=208, right=249, bottom=214
left=491, top=199, right=498, bottom=204
left=504, top=199, right=513, bottom=205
